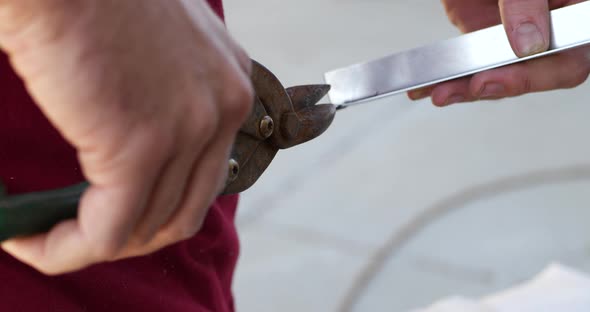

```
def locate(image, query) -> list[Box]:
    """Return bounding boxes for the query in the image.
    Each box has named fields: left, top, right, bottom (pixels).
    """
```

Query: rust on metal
left=221, top=60, right=337, bottom=194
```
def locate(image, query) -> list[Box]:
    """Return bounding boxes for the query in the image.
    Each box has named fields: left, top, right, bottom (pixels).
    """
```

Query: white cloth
left=411, top=264, right=590, bottom=312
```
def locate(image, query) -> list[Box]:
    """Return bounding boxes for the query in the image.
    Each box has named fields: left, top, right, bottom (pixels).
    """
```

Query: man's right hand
left=0, top=0, right=253, bottom=274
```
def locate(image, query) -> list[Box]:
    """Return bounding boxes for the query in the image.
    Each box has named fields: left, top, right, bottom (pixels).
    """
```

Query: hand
left=0, top=0, right=253, bottom=274
left=408, top=0, right=590, bottom=106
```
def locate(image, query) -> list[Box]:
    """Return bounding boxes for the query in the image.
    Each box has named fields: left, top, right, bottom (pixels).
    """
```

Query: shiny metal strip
left=324, top=1, right=590, bottom=105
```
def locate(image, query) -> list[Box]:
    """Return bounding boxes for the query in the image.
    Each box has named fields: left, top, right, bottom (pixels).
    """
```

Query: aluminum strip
left=324, top=1, right=590, bottom=105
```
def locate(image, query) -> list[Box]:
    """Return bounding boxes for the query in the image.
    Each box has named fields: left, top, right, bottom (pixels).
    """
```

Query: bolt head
left=259, top=116, right=274, bottom=138
left=228, top=159, right=240, bottom=182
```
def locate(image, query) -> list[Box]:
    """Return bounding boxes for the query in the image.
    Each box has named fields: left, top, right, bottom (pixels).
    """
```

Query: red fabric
left=0, top=1, right=242, bottom=311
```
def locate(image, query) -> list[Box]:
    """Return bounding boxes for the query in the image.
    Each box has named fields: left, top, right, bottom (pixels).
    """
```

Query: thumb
left=499, top=0, right=551, bottom=57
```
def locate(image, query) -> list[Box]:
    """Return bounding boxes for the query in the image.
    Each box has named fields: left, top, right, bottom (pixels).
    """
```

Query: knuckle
left=168, top=218, right=205, bottom=241
left=89, top=237, right=124, bottom=260
left=133, top=123, right=176, bottom=160
left=164, top=204, right=209, bottom=241
left=136, top=226, right=159, bottom=245
left=130, top=120, right=171, bottom=147
left=442, top=3, right=463, bottom=28
left=237, top=48, right=253, bottom=75
left=501, top=64, right=530, bottom=96
left=520, top=75, right=533, bottom=95
left=185, top=216, right=206, bottom=238
left=559, top=66, right=589, bottom=89
left=243, top=57, right=253, bottom=76
left=144, top=124, right=174, bottom=147
left=500, top=2, right=548, bottom=26
left=190, top=102, right=219, bottom=139
left=440, top=1, right=470, bottom=32
left=34, top=263, right=65, bottom=276
left=446, top=8, right=462, bottom=27
left=569, top=68, right=590, bottom=88
left=220, top=79, right=254, bottom=122
left=440, top=0, right=454, bottom=15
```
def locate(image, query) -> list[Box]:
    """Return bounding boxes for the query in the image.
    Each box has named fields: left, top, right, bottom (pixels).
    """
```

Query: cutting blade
left=324, top=1, right=590, bottom=106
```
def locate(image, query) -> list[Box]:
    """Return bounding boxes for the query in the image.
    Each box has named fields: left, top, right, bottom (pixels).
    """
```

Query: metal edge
left=324, top=1, right=590, bottom=105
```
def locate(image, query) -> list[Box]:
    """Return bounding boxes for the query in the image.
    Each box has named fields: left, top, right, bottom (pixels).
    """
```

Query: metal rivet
left=228, top=159, right=240, bottom=182
left=259, top=116, right=274, bottom=138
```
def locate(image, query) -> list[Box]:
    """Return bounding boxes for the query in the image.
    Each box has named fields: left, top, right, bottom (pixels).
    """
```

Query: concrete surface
left=222, top=0, right=590, bottom=311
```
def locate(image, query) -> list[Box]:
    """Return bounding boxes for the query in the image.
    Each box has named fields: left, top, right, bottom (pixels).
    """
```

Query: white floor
left=223, top=0, right=590, bottom=311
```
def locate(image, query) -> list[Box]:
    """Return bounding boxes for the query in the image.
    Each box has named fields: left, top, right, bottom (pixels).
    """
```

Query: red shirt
left=0, top=1, right=242, bottom=311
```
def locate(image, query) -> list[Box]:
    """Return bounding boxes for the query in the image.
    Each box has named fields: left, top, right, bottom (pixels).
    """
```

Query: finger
left=234, top=46, right=252, bottom=76
left=1, top=220, right=83, bottom=274
left=443, top=0, right=501, bottom=33
left=499, top=0, right=550, bottom=57
left=1, top=183, right=152, bottom=274
left=117, top=70, right=252, bottom=258
left=223, top=35, right=252, bottom=75
left=407, top=86, right=435, bottom=101
left=133, top=99, right=216, bottom=243
left=118, top=127, right=234, bottom=259
left=200, top=0, right=253, bottom=75
left=549, top=0, right=585, bottom=9
left=152, top=72, right=251, bottom=247
left=161, top=129, right=233, bottom=242
left=429, top=77, right=474, bottom=106
left=2, top=130, right=166, bottom=274
left=132, top=151, right=195, bottom=243
left=469, top=48, right=590, bottom=98
left=216, top=30, right=252, bottom=77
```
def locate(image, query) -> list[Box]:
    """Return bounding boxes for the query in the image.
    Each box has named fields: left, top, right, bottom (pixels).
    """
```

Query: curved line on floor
left=337, top=163, right=590, bottom=312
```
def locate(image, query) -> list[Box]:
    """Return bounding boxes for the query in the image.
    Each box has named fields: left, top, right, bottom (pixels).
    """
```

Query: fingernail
left=515, top=22, right=546, bottom=56
left=444, top=95, right=465, bottom=106
left=408, top=89, right=430, bottom=100
left=479, top=83, right=505, bottom=99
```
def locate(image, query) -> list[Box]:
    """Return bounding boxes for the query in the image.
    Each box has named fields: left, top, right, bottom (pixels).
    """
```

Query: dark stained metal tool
left=0, top=60, right=336, bottom=241
left=223, top=60, right=336, bottom=194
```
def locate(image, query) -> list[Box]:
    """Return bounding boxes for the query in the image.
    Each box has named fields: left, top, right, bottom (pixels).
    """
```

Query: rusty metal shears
left=0, top=60, right=336, bottom=241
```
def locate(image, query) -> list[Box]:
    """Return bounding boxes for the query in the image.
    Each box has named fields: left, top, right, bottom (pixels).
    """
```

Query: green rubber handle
left=0, top=182, right=88, bottom=242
